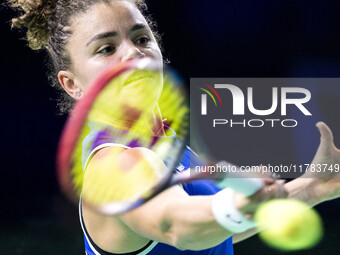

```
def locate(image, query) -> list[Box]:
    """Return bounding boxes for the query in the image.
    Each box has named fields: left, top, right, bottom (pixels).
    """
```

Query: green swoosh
left=199, top=88, right=217, bottom=106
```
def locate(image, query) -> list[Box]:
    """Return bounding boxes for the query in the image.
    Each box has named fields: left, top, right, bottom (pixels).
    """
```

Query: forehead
left=69, top=1, right=148, bottom=44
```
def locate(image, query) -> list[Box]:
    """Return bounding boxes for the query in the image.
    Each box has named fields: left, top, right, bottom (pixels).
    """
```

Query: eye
left=96, top=45, right=116, bottom=55
left=135, top=36, right=150, bottom=46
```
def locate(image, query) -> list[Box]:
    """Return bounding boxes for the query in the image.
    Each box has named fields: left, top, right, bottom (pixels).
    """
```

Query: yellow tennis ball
left=254, top=199, right=323, bottom=251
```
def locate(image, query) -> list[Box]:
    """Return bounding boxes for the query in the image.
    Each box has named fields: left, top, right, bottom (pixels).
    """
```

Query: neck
left=151, top=104, right=165, bottom=136
left=152, top=105, right=165, bottom=136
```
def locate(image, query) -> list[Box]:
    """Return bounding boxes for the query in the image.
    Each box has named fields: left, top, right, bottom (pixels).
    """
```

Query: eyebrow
left=86, top=23, right=147, bottom=47
left=86, top=31, right=118, bottom=47
left=130, top=23, right=147, bottom=32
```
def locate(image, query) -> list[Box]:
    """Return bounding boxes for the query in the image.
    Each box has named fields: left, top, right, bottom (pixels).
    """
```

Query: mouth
left=123, top=70, right=155, bottom=87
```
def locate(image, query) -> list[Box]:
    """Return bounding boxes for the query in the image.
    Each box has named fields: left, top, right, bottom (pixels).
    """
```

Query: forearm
left=121, top=186, right=233, bottom=251
left=159, top=181, right=288, bottom=249
left=161, top=195, right=233, bottom=250
left=285, top=178, right=318, bottom=207
left=122, top=180, right=287, bottom=250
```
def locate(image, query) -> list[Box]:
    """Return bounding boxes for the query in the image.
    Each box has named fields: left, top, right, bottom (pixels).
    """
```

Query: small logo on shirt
left=176, top=163, right=186, bottom=172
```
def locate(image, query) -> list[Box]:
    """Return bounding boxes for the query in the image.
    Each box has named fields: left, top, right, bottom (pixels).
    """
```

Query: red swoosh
left=204, top=84, right=222, bottom=106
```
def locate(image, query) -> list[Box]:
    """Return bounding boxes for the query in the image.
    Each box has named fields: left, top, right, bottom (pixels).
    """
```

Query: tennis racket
left=56, top=58, right=265, bottom=215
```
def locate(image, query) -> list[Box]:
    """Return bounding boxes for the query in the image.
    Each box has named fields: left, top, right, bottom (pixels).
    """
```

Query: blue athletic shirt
left=80, top=122, right=234, bottom=255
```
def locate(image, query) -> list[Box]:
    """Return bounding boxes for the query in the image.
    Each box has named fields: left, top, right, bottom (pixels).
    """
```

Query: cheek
left=145, top=42, right=163, bottom=63
left=74, top=59, right=113, bottom=90
left=155, top=49, right=163, bottom=63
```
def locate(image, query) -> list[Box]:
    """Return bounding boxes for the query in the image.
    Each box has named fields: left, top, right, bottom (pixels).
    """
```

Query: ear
left=58, top=70, right=82, bottom=99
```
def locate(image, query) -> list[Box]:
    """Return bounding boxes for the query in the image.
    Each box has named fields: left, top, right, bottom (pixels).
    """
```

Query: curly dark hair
left=9, top=0, right=162, bottom=114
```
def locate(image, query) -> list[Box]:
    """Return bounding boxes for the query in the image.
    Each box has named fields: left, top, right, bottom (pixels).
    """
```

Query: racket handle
left=215, top=161, right=265, bottom=196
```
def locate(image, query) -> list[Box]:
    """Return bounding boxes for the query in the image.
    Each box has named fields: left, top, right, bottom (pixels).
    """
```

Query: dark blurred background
left=1, top=0, right=340, bottom=254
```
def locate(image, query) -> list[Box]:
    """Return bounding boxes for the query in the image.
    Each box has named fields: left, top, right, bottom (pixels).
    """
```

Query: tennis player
left=9, top=1, right=340, bottom=254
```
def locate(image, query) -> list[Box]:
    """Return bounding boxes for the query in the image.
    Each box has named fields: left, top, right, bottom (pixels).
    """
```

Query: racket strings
left=61, top=61, right=190, bottom=213
left=82, top=147, right=168, bottom=205
left=159, top=74, right=189, bottom=141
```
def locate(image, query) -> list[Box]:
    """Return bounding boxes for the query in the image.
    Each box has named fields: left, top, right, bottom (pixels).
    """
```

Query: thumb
left=316, top=121, right=333, bottom=141
left=316, top=121, right=334, bottom=151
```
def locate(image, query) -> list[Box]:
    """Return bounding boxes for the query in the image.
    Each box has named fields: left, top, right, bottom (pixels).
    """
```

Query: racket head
left=56, top=58, right=189, bottom=214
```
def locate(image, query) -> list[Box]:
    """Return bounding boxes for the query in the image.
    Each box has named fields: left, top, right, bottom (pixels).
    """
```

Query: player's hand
left=302, top=122, right=340, bottom=204
left=235, top=178, right=288, bottom=215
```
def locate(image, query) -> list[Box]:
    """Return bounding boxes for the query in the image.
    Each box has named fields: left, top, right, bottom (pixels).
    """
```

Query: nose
left=120, top=41, right=146, bottom=62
